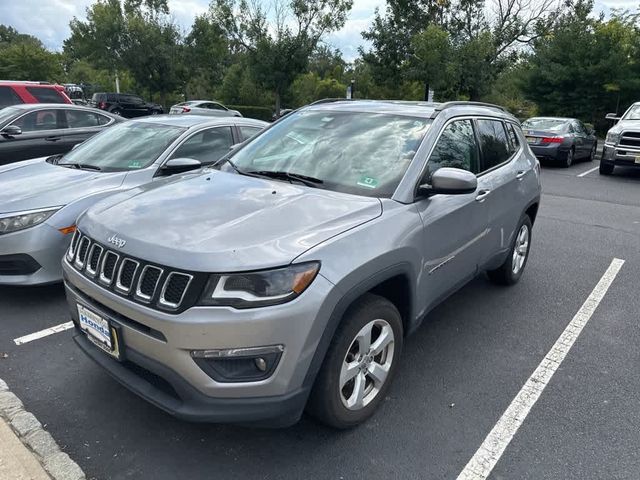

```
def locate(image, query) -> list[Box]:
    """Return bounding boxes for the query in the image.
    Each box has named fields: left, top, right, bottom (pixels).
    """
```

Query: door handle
left=45, top=136, right=61, bottom=142
left=475, top=190, right=491, bottom=202
left=516, top=170, right=526, bottom=180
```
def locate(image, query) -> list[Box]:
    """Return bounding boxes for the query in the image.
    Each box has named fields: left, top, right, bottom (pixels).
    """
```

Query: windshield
left=223, top=110, right=431, bottom=197
left=0, top=107, right=20, bottom=125
left=60, top=121, right=185, bottom=172
left=522, top=118, right=568, bottom=132
left=623, top=105, right=640, bottom=120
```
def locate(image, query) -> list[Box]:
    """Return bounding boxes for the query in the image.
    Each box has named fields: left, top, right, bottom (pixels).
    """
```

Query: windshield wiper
left=58, top=162, right=102, bottom=171
left=245, top=170, right=324, bottom=188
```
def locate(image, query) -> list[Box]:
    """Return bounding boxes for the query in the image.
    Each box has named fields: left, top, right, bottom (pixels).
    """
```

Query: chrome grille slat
left=115, top=258, right=139, bottom=293
left=85, top=244, right=103, bottom=276
left=159, top=272, right=193, bottom=309
left=99, top=251, right=120, bottom=285
left=66, top=230, right=81, bottom=262
left=73, top=237, right=91, bottom=269
left=135, top=265, right=163, bottom=302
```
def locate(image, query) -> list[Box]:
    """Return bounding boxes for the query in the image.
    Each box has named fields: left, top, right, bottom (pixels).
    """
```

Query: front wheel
left=599, top=162, right=614, bottom=175
left=487, top=215, right=532, bottom=286
left=307, top=294, right=403, bottom=429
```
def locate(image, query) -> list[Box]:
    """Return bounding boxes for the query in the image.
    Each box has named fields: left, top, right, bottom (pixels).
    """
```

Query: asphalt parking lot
left=1, top=155, right=639, bottom=480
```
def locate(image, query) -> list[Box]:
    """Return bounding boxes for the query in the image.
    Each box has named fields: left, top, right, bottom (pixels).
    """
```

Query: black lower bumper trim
left=73, top=332, right=309, bottom=427
left=0, top=254, right=41, bottom=276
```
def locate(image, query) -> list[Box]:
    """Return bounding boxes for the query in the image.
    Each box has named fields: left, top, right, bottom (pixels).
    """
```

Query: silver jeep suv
left=62, top=100, right=541, bottom=428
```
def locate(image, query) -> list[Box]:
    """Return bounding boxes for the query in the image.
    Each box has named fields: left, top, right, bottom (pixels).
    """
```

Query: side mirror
left=605, top=113, right=620, bottom=121
left=159, top=157, right=202, bottom=175
left=417, top=168, right=478, bottom=197
left=1, top=125, right=22, bottom=137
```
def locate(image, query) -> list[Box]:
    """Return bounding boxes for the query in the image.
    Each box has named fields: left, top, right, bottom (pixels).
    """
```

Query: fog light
left=191, top=345, right=283, bottom=383
left=255, top=357, right=267, bottom=372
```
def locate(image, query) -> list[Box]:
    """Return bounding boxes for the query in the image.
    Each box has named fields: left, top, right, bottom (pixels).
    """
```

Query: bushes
left=227, top=105, right=273, bottom=121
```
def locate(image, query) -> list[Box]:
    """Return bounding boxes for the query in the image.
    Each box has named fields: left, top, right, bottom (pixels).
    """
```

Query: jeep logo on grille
left=107, top=234, right=126, bottom=249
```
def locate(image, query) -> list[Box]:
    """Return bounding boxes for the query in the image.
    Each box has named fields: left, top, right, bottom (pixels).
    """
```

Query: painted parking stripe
left=457, top=258, right=625, bottom=480
left=13, top=321, right=74, bottom=346
left=577, top=166, right=600, bottom=177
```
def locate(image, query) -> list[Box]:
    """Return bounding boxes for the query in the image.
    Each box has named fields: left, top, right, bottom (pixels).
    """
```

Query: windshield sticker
left=357, top=176, right=379, bottom=189
left=128, top=161, right=142, bottom=169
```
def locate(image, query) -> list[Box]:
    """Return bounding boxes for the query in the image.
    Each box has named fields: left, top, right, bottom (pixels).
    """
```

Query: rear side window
left=476, top=119, right=511, bottom=171
left=426, top=119, right=479, bottom=180
left=0, top=86, right=23, bottom=108
left=506, top=123, right=520, bottom=154
left=239, top=126, right=262, bottom=141
left=26, top=87, right=66, bottom=103
left=65, top=109, right=110, bottom=128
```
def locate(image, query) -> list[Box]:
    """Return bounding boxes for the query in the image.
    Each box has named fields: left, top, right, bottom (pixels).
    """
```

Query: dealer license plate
left=77, top=304, right=121, bottom=359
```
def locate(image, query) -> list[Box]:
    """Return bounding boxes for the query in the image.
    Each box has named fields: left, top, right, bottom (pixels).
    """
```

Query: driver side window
left=170, top=127, right=234, bottom=164
left=425, top=120, right=479, bottom=181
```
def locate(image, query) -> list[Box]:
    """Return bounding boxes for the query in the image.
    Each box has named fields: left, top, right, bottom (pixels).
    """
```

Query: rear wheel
left=588, top=144, right=597, bottom=162
left=111, top=108, right=122, bottom=116
left=563, top=147, right=574, bottom=168
left=307, top=294, right=403, bottom=429
left=487, top=215, right=532, bottom=286
left=599, top=162, right=614, bottom=175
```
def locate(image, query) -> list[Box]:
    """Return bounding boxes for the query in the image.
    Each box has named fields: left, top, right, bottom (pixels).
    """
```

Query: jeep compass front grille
left=66, top=232, right=199, bottom=313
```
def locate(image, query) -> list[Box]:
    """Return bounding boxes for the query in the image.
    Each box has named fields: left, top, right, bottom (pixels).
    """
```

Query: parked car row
left=0, top=100, right=541, bottom=429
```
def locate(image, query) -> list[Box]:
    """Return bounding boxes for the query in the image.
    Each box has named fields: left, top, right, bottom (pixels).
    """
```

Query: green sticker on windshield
left=357, top=176, right=378, bottom=189
left=128, top=161, right=142, bottom=169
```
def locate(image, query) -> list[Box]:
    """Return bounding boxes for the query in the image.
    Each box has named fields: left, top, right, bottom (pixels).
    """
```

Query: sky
left=0, top=0, right=637, bottom=61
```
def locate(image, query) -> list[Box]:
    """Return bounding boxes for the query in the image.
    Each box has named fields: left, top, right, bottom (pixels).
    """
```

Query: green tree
left=211, top=0, right=353, bottom=115
left=0, top=25, right=63, bottom=81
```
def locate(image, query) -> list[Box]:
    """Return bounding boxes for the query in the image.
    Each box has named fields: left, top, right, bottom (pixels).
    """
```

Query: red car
left=0, top=81, right=72, bottom=109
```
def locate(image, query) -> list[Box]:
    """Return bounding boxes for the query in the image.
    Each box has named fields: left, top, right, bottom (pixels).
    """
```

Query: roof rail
left=309, top=98, right=352, bottom=105
left=433, top=101, right=507, bottom=114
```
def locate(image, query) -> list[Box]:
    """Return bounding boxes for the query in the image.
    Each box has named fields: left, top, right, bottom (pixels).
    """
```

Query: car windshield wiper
left=245, top=170, right=324, bottom=188
left=58, top=162, right=102, bottom=171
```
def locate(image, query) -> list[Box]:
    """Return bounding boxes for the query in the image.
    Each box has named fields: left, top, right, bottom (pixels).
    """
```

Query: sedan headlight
left=0, top=207, right=61, bottom=235
left=199, top=262, right=320, bottom=308
left=605, top=131, right=621, bottom=145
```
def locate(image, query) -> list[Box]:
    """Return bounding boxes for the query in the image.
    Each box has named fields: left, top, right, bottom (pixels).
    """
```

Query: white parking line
left=13, top=322, right=74, bottom=346
left=457, top=258, right=625, bottom=480
left=577, top=166, right=600, bottom=177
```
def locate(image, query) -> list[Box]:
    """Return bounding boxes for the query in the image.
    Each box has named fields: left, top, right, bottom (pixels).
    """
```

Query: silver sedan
left=169, top=100, right=242, bottom=117
left=0, top=115, right=266, bottom=285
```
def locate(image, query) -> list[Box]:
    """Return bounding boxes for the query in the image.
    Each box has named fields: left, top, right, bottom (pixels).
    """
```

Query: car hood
left=610, top=119, right=640, bottom=133
left=0, top=158, right=127, bottom=214
left=79, top=170, right=382, bottom=272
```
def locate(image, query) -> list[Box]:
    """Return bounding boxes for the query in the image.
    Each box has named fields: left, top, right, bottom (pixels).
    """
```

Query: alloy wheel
left=512, top=224, right=530, bottom=274
left=566, top=149, right=574, bottom=167
left=339, top=319, right=395, bottom=411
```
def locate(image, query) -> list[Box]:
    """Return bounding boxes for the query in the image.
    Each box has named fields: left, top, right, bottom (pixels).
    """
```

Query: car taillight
left=182, top=107, right=190, bottom=113
left=99, top=102, right=106, bottom=109
left=541, top=136, right=563, bottom=143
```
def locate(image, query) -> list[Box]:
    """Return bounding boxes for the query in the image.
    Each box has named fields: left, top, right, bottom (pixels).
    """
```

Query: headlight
left=198, top=262, right=320, bottom=308
left=605, top=131, right=621, bottom=145
left=0, top=207, right=61, bottom=235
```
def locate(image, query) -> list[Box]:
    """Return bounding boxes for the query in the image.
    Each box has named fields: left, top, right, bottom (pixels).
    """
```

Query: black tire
left=487, top=215, right=533, bottom=286
left=111, top=108, right=122, bottom=116
left=599, top=162, right=614, bottom=175
left=588, top=144, right=596, bottom=162
left=307, top=293, right=403, bottom=429
left=562, top=147, right=574, bottom=168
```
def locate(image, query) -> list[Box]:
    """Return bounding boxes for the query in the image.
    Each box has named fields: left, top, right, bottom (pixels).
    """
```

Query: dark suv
left=90, top=93, right=163, bottom=118
left=0, top=81, right=72, bottom=109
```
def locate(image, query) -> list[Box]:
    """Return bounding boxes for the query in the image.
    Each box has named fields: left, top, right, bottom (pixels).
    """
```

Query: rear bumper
left=602, top=144, right=640, bottom=168
left=529, top=143, right=567, bottom=161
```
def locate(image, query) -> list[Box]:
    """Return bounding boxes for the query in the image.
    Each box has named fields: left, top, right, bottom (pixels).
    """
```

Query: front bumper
left=602, top=144, right=640, bottom=168
left=63, top=259, right=336, bottom=424
left=0, top=223, right=70, bottom=285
